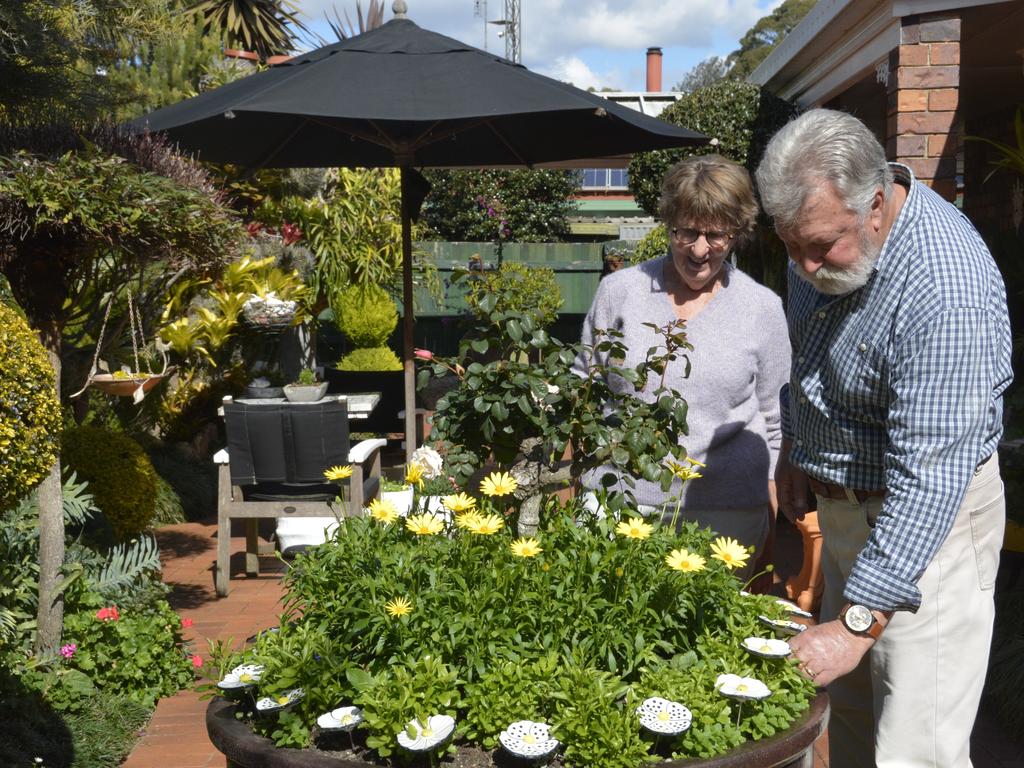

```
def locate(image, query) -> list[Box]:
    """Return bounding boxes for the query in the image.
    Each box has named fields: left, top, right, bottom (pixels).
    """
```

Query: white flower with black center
left=635, top=697, right=693, bottom=736
left=499, top=720, right=560, bottom=758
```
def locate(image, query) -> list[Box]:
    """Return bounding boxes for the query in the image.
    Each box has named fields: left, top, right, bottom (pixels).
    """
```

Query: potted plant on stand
left=283, top=368, right=327, bottom=403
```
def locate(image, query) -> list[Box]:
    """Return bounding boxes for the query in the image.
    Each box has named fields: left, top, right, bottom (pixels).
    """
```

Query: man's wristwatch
left=839, top=604, right=884, bottom=640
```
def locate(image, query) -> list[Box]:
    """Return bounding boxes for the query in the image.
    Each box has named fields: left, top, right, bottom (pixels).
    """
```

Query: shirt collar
left=872, top=162, right=917, bottom=277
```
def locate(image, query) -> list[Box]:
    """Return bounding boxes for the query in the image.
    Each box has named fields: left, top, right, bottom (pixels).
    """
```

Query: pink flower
left=181, top=617, right=193, bottom=629
left=96, top=606, right=120, bottom=622
left=414, top=348, right=434, bottom=361
left=191, top=655, right=203, bottom=668
left=60, top=643, right=77, bottom=659
left=280, top=222, right=302, bottom=245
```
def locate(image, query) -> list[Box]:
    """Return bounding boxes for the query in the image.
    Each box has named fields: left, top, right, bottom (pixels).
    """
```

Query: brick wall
left=886, top=12, right=961, bottom=201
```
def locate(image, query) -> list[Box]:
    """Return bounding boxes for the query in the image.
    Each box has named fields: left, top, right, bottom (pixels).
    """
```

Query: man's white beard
left=793, top=232, right=881, bottom=295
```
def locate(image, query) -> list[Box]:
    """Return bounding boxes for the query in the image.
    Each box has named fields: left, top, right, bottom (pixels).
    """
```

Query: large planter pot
left=206, top=693, right=828, bottom=768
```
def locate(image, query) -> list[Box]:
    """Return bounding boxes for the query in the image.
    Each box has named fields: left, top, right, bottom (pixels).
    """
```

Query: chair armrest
left=349, top=438, right=387, bottom=464
left=213, top=448, right=230, bottom=464
left=397, top=408, right=429, bottom=418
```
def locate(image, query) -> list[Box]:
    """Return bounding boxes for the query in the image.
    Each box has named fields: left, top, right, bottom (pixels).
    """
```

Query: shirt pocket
left=827, top=339, right=888, bottom=418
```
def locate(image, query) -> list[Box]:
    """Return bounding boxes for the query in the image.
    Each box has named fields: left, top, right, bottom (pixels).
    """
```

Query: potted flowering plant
left=205, top=471, right=823, bottom=768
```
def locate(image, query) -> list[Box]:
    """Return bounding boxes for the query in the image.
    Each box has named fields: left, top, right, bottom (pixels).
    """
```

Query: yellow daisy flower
left=615, top=518, right=654, bottom=540
left=467, top=513, right=504, bottom=535
left=664, top=458, right=703, bottom=482
left=405, top=462, right=425, bottom=488
left=480, top=471, right=518, bottom=497
left=368, top=498, right=398, bottom=525
left=665, top=548, right=707, bottom=573
left=710, top=536, right=750, bottom=569
left=324, top=464, right=353, bottom=481
left=454, top=510, right=483, bottom=529
left=405, top=513, right=445, bottom=536
left=442, top=492, right=477, bottom=513
left=385, top=596, right=412, bottom=618
left=510, top=537, right=542, bottom=557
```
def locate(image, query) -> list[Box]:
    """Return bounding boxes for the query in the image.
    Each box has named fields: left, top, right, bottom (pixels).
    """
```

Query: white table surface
left=219, top=392, right=381, bottom=419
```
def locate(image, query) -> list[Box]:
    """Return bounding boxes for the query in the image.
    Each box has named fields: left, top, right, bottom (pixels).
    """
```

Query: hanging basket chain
left=69, top=293, right=114, bottom=399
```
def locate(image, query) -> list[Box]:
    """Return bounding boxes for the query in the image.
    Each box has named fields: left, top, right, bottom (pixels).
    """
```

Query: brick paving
left=123, top=514, right=1022, bottom=768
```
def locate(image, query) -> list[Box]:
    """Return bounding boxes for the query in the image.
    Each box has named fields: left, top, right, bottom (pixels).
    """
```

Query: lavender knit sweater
left=576, top=255, right=791, bottom=510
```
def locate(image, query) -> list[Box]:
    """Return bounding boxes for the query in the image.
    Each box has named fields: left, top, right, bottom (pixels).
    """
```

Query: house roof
left=748, top=0, right=1007, bottom=106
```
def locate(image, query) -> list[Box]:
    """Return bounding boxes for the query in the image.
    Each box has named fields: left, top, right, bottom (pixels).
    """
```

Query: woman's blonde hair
left=658, top=154, right=759, bottom=247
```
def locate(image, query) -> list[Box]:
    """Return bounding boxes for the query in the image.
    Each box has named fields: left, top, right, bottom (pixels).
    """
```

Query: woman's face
left=668, top=219, right=734, bottom=293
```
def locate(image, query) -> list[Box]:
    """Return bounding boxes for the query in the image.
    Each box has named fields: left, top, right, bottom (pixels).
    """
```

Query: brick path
left=124, top=515, right=1023, bottom=768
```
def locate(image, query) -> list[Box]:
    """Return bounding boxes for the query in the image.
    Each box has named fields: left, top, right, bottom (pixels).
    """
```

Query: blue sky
left=296, top=0, right=785, bottom=91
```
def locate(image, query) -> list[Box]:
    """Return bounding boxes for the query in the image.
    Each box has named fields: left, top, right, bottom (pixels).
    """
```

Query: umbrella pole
left=400, top=166, right=416, bottom=464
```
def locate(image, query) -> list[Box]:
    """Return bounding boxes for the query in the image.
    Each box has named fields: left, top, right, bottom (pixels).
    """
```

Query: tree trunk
left=34, top=329, right=64, bottom=658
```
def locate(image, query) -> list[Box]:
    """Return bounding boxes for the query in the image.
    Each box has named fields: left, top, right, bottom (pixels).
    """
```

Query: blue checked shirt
left=781, top=165, right=1012, bottom=612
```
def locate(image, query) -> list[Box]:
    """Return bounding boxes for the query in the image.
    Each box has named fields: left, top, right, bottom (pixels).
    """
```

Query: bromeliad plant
left=216, top=476, right=814, bottom=764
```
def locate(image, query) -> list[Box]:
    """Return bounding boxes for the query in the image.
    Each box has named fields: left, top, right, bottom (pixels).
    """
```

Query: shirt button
left=800, top=396, right=808, bottom=404
left=858, top=343, right=868, bottom=352
left=796, top=439, right=804, bottom=447
left=817, top=311, right=826, bottom=319
left=797, top=356, right=805, bottom=364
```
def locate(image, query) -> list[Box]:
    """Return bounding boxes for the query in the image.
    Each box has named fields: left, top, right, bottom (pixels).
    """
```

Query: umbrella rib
left=250, top=118, right=311, bottom=169
left=481, top=119, right=530, bottom=166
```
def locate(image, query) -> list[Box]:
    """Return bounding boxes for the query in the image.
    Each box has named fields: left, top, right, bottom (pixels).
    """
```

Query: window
left=581, top=168, right=630, bottom=190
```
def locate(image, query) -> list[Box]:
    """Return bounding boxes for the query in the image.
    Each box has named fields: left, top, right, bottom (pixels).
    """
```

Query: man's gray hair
left=755, top=109, right=894, bottom=231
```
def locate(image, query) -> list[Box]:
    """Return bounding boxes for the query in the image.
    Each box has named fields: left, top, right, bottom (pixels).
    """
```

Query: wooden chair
left=214, top=396, right=384, bottom=597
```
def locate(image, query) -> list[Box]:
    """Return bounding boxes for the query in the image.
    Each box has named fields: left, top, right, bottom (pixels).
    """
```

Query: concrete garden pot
left=206, top=692, right=829, bottom=768
left=283, top=383, right=329, bottom=403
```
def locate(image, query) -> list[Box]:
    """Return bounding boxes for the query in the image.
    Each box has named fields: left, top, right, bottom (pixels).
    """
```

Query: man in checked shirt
left=756, top=108, right=1012, bottom=768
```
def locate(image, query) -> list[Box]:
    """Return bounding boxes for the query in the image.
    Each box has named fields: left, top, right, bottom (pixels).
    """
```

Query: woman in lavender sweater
left=578, top=155, right=791, bottom=564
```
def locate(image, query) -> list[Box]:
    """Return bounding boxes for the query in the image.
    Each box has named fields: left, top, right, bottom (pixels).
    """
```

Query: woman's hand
left=775, top=438, right=811, bottom=523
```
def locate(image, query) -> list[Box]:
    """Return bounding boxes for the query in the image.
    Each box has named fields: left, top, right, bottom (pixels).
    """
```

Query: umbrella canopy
left=132, top=7, right=706, bottom=459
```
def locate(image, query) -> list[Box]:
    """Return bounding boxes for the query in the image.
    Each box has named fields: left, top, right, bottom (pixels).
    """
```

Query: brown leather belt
left=807, top=454, right=992, bottom=505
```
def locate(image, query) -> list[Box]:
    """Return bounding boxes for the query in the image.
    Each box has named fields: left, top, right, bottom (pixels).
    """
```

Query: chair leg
left=245, top=518, right=260, bottom=577
left=216, top=510, right=231, bottom=598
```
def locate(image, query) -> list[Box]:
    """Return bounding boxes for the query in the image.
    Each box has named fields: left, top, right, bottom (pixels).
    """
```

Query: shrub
left=62, top=426, right=158, bottom=540
left=631, top=226, right=668, bottom=264
left=143, top=439, right=217, bottom=521
left=151, top=474, right=185, bottom=527
left=336, top=284, right=398, bottom=349
left=628, top=81, right=796, bottom=216
left=0, top=300, right=61, bottom=510
left=462, top=261, right=563, bottom=329
left=336, top=346, right=403, bottom=372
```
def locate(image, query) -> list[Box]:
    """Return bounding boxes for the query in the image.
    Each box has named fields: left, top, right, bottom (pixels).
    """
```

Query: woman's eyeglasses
left=671, top=227, right=734, bottom=249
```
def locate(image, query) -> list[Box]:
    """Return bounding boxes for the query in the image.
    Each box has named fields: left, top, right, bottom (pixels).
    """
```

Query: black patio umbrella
left=132, top=2, right=705, bottom=459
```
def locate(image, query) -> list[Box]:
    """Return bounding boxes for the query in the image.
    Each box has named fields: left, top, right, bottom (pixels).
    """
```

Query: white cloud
left=542, top=55, right=622, bottom=90
left=296, top=0, right=784, bottom=88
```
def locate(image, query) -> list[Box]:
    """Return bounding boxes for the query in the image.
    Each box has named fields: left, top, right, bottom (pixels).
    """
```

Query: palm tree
left=186, top=0, right=309, bottom=61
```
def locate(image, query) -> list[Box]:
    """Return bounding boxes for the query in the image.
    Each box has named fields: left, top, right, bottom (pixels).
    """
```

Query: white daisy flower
left=317, top=705, right=364, bottom=732
left=742, top=637, right=792, bottom=658
left=775, top=598, right=814, bottom=618
left=758, top=615, right=807, bottom=635
left=498, top=720, right=560, bottom=758
left=635, top=697, right=693, bottom=736
left=217, top=663, right=264, bottom=690
left=715, top=674, right=771, bottom=701
left=396, top=714, right=455, bottom=751
left=255, top=687, right=305, bottom=713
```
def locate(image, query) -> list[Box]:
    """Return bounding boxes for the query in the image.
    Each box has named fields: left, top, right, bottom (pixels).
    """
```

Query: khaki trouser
left=817, top=453, right=1004, bottom=768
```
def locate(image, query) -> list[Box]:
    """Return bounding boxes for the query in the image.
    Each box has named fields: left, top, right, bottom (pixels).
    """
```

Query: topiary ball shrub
left=337, top=346, right=403, bottom=372
left=631, top=226, right=669, bottom=265
left=62, top=426, right=158, bottom=540
left=336, top=284, right=399, bottom=349
left=628, top=81, right=797, bottom=217
left=0, top=301, right=61, bottom=510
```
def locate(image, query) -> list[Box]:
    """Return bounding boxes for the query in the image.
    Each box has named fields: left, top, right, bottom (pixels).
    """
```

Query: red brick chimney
left=646, top=47, right=663, bottom=92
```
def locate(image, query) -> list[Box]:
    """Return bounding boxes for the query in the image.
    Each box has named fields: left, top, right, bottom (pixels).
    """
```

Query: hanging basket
left=90, top=368, right=175, bottom=397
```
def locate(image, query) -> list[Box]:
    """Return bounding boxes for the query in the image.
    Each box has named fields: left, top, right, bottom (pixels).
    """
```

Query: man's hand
left=775, top=438, right=811, bottom=523
left=789, top=620, right=874, bottom=687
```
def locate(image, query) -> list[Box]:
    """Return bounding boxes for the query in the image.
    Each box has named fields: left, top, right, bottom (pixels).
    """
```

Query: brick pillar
left=886, top=12, right=961, bottom=202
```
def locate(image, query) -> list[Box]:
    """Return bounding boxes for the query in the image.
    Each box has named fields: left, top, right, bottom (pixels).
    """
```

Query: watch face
left=845, top=604, right=874, bottom=633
